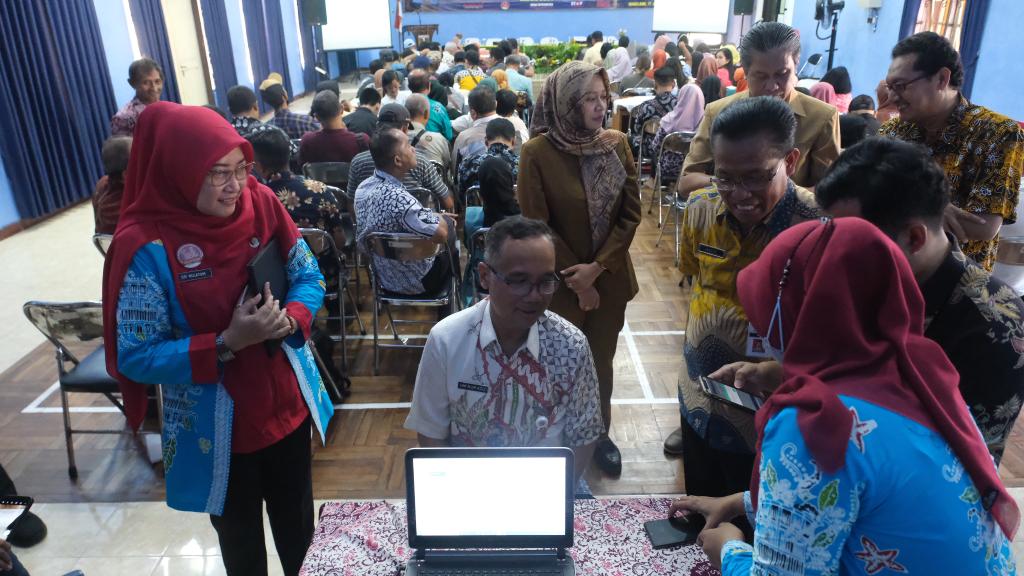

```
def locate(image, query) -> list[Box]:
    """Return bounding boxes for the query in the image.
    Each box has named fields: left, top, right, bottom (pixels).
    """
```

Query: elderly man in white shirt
left=405, top=217, right=603, bottom=486
left=452, top=85, right=500, bottom=173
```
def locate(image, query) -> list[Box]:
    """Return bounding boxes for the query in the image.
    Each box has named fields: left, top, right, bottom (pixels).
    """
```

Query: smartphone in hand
left=698, top=375, right=765, bottom=412
left=644, top=515, right=701, bottom=549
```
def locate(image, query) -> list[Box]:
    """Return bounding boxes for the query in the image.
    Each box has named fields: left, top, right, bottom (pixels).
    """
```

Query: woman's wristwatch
left=215, top=333, right=235, bottom=362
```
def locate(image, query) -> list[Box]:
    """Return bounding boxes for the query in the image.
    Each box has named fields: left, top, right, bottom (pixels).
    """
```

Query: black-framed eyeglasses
left=885, top=73, right=932, bottom=96
left=485, top=263, right=561, bottom=296
left=208, top=161, right=255, bottom=187
left=711, top=163, right=783, bottom=193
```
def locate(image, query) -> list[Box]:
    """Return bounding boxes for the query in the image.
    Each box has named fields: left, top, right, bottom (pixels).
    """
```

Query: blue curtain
left=298, top=0, right=320, bottom=89
left=959, top=0, right=991, bottom=99
left=128, top=0, right=181, bottom=103
left=0, top=0, right=117, bottom=220
left=899, top=0, right=923, bottom=39
left=262, top=0, right=293, bottom=95
left=243, top=0, right=270, bottom=112
left=199, top=0, right=239, bottom=109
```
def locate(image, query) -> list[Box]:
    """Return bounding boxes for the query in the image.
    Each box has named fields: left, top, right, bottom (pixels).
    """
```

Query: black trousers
left=210, top=418, right=313, bottom=576
left=680, top=419, right=756, bottom=539
left=0, top=464, right=15, bottom=497
left=680, top=419, right=755, bottom=498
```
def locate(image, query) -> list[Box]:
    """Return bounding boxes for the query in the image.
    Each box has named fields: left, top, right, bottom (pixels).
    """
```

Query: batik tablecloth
left=300, top=497, right=718, bottom=576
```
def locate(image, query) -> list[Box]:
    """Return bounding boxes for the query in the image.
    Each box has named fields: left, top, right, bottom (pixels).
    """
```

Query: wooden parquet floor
left=4, top=193, right=1024, bottom=504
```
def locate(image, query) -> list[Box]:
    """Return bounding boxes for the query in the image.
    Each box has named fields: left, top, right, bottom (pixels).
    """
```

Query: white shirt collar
left=478, top=301, right=541, bottom=359
left=473, top=114, right=498, bottom=127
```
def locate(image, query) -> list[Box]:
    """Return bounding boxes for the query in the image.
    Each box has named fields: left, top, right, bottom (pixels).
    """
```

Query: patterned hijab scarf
left=530, top=61, right=626, bottom=251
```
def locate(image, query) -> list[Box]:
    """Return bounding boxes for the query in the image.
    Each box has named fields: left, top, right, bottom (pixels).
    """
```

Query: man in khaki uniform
left=665, top=22, right=840, bottom=457
left=675, top=22, right=840, bottom=200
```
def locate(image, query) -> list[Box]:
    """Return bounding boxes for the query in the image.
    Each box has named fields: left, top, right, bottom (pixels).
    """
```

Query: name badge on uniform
left=178, top=268, right=214, bottom=283
left=746, top=322, right=771, bottom=358
left=457, top=382, right=488, bottom=393
left=697, top=243, right=727, bottom=259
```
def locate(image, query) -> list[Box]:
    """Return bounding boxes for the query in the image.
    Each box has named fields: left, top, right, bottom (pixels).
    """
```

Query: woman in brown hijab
left=517, top=61, right=642, bottom=476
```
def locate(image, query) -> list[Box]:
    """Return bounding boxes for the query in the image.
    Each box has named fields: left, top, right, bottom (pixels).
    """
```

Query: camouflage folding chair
left=23, top=301, right=162, bottom=479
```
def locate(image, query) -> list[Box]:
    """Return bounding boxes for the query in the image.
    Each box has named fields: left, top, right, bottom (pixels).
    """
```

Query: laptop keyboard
left=419, top=567, right=563, bottom=576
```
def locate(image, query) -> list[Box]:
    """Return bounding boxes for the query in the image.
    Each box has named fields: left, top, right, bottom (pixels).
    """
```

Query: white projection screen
left=652, top=0, right=731, bottom=34
left=321, top=0, right=393, bottom=51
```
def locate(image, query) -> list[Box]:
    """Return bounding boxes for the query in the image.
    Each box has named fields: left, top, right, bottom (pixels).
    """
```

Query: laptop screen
left=406, top=447, right=574, bottom=549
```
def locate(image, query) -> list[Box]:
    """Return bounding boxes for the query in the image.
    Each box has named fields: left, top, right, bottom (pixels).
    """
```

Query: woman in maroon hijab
left=102, top=102, right=333, bottom=576
left=671, top=218, right=1018, bottom=573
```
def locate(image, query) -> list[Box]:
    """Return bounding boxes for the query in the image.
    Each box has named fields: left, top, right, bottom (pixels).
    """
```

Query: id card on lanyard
left=745, top=322, right=771, bottom=358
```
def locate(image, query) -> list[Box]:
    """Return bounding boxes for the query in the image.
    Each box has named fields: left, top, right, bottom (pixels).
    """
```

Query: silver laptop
left=405, top=447, right=576, bottom=576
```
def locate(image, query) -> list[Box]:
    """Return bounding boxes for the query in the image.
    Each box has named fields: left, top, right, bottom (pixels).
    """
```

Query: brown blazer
left=682, top=89, right=841, bottom=188
left=516, top=132, right=642, bottom=308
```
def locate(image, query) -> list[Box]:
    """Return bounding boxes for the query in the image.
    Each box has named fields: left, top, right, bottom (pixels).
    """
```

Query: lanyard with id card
left=746, top=322, right=771, bottom=358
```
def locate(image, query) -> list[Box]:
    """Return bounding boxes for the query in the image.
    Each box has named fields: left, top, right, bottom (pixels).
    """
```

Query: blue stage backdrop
left=405, top=0, right=653, bottom=10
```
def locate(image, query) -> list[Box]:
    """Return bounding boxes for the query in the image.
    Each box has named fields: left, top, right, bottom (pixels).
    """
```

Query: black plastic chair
left=303, top=162, right=351, bottom=190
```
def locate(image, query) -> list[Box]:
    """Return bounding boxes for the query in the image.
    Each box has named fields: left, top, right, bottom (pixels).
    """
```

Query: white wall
left=161, top=0, right=212, bottom=105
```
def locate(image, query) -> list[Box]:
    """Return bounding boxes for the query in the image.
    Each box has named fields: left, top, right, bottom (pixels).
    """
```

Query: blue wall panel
left=969, top=0, right=1023, bottom=120
left=790, top=0, right=902, bottom=99
left=348, top=0, right=659, bottom=68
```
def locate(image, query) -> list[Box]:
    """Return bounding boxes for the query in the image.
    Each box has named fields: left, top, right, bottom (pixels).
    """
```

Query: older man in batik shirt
left=881, top=32, right=1024, bottom=270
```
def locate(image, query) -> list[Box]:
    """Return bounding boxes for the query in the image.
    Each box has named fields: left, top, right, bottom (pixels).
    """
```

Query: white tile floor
left=12, top=500, right=326, bottom=575
left=0, top=204, right=103, bottom=373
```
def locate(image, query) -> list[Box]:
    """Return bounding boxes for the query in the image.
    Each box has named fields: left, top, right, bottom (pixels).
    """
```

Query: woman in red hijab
left=672, top=218, right=1018, bottom=573
left=102, top=102, right=333, bottom=576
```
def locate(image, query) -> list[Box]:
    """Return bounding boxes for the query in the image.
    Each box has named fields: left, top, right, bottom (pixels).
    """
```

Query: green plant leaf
left=765, top=460, right=778, bottom=490
left=960, top=487, right=980, bottom=504
left=812, top=532, right=834, bottom=548
left=819, top=479, right=839, bottom=510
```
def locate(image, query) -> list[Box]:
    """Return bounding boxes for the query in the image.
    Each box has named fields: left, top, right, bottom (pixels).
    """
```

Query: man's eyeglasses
left=486, top=264, right=561, bottom=296
left=208, top=162, right=255, bottom=187
left=711, top=163, right=782, bottom=193
left=885, top=73, right=932, bottom=96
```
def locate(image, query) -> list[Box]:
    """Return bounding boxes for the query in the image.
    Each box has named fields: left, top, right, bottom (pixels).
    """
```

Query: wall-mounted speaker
left=734, top=0, right=755, bottom=15
left=303, top=0, right=327, bottom=25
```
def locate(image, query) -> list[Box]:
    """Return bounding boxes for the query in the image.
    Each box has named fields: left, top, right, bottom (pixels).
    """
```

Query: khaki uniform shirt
left=682, top=90, right=841, bottom=189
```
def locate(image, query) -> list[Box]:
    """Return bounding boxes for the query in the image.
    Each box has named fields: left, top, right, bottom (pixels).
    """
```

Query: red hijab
left=739, top=218, right=1019, bottom=540
left=102, top=102, right=300, bottom=431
